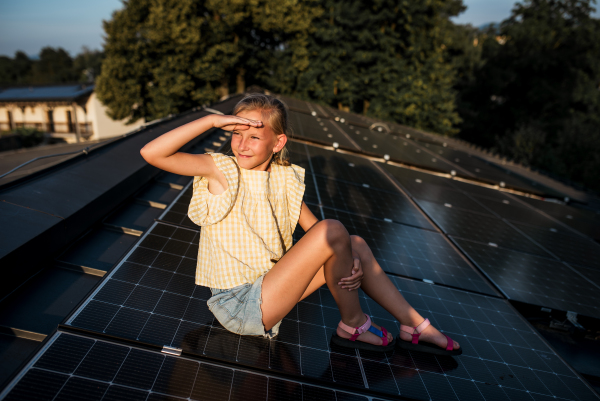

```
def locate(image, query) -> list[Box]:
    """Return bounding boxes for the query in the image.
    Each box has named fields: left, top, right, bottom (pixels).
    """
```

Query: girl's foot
left=336, top=317, right=394, bottom=345
left=399, top=322, right=460, bottom=350
left=398, top=318, right=462, bottom=356
left=331, top=314, right=396, bottom=352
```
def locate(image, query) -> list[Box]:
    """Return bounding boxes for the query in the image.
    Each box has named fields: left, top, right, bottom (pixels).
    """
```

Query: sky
left=0, top=0, right=599, bottom=57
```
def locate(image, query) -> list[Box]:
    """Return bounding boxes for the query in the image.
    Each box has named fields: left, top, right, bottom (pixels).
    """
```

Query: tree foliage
left=0, top=47, right=103, bottom=86
left=284, top=0, right=465, bottom=136
left=96, top=0, right=462, bottom=135
left=96, top=0, right=319, bottom=123
left=456, top=0, right=600, bottom=190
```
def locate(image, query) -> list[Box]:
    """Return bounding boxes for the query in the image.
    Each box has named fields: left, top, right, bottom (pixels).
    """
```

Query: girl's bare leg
left=350, top=235, right=460, bottom=350
left=261, top=220, right=392, bottom=345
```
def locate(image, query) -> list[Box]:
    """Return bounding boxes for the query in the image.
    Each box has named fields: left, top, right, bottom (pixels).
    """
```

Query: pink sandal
left=397, top=318, right=462, bottom=356
left=331, top=314, right=396, bottom=352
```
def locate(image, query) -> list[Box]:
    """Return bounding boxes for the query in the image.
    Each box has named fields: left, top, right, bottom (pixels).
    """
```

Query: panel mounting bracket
left=566, top=312, right=584, bottom=330
left=161, top=346, right=182, bottom=356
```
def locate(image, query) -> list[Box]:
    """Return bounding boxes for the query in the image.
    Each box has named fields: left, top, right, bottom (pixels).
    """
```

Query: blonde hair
left=233, top=93, right=292, bottom=166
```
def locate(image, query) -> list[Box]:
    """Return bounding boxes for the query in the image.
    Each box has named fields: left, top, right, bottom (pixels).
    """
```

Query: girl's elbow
left=140, top=146, right=156, bottom=164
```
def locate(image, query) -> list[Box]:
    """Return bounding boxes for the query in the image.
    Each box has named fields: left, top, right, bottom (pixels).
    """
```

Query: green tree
left=29, top=47, right=77, bottom=83
left=96, top=0, right=318, bottom=123
left=288, top=0, right=464, bottom=136
left=457, top=0, right=600, bottom=190
left=0, top=51, right=33, bottom=85
left=73, top=47, right=105, bottom=82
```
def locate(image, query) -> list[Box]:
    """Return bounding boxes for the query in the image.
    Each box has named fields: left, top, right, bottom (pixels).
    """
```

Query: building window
left=47, top=110, right=54, bottom=132
left=66, top=110, right=73, bottom=132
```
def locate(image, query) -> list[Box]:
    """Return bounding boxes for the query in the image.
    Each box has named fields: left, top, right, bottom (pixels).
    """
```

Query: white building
left=0, top=84, right=144, bottom=143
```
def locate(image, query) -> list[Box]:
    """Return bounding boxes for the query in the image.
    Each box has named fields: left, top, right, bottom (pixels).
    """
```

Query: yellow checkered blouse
left=188, top=153, right=306, bottom=289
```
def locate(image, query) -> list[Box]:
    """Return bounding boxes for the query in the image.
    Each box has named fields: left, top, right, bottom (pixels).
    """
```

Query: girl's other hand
left=338, top=253, right=363, bottom=291
left=213, top=115, right=263, bottom=132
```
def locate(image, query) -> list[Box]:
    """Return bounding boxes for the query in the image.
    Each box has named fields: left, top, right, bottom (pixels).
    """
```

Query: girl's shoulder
left=273, top=162, right=305, bottom=183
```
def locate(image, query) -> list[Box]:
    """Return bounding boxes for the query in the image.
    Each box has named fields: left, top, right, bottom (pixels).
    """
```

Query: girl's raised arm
left=140, top=114, right=262, bottom=177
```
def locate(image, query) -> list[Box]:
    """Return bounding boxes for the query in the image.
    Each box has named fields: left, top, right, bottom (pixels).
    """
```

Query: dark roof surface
left=0, top=84, right=94, bottom=102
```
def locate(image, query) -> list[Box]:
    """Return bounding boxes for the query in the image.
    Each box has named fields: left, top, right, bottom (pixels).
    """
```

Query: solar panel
left=343, top=127, right=457, bottom=171
left=473, top=197, right=557, bottom=227
left=416, top=200, right=552, bottom=257
left=1, top=332, right=370, bottom=401
left=384, top=163, right=453, bottom=185
left=158, top=183, right=196, bottom=229
left=289, top=111, right=358, bottom=150
left=452, top=238, right=600, bottom=319
left=278, top=95, right=313, bottom=115
left=301, top=143, right=398, bottom=192
left=324, top=106, right=374, bottom=128
left=405, top=184, right=493, bottom=216
left=573, top=265, right=600, bottom=289
left=417, top=142, right=550, bottom=193
left=512, top=221, right=600, bottom=271
left=285, top=141, right=312, bottom=172
left=517, top=197, right=600, bottom=241
left=319, top=207, right=498, bottom=295
left=61, top=219, right=599, bottom=400
left=311, top=174, right=435, bottom=230
left=447, top=180, right=515, bottom=202
left=392, top=277, right=598, bottom=401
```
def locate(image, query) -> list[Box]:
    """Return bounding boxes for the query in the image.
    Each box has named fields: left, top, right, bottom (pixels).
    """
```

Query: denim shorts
left=207, top=274, right=282, bottom=338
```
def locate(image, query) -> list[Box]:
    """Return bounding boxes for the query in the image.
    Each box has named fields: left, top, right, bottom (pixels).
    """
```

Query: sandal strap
left=338, top=314, right=371, bottom=341
left=366, top=325, right=389, bottom=346
left=399, top=318, right=430, bottom=344
left=443, top=334, right=454, bottom=351
left=381, top=327, right=389, bottom=346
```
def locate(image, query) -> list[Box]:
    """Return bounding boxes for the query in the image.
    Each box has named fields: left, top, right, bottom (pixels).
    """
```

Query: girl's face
left=231, top=109, right=286, bottom=171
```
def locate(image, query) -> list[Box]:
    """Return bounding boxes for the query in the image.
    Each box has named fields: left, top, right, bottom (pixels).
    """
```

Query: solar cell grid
left=319, top=207, right=497, bottom=295
left=325, top=107, right=373, bottom=127
left=512, top=221, right=600, bottom=271
left=447, top=180, right=515, bottom=202
left=381, top=163, right=455, bottom=191
left=285, top=141, right=312, bottom=171
left=406, top=184, right=492, bottom=216
left=418, top=143, right=558, bottom=194
left=345, top=127, right=457, bottom=171
left=474, top=196, right=558, bottom=227
left=517, top=197, right=600, bottom=241
left=452, top=238, right=600, bottom=319
left=1, top=332, right=370, bottom=401
left=311, top=174, right=435, bottom=230
left=289, top=111, right=357, bottom=149
left=416, top=200, right=552, bottom=257
left=421, top=143, right=498, bottom=172
left=278, top=95, right=312, bottom=115
left=159, top=184, right=196, bottom=229
left=573, top=266, right=600, bottom=289
left=300, top=144, right=398, bottom=192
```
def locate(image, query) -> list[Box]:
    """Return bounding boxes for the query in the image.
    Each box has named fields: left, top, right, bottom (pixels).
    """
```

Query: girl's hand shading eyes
left=212, top=115, right=263, bottom=132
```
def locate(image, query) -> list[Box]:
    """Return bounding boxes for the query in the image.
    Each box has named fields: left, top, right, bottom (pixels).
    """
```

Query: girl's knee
left=350, top=235, right=373, bottom=260
left=318, top=219, right=350, bottom=246
left=350, top=235, right=367, bottom=248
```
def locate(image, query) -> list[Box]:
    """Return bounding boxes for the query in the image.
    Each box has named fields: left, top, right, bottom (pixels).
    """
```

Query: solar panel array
left=3, top=96, right=599, bottom=400
left=3, top=332, right=371, bottom=401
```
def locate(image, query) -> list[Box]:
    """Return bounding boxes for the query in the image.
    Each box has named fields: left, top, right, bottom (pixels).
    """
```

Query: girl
left=140, top=94, right=461, bottom=356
